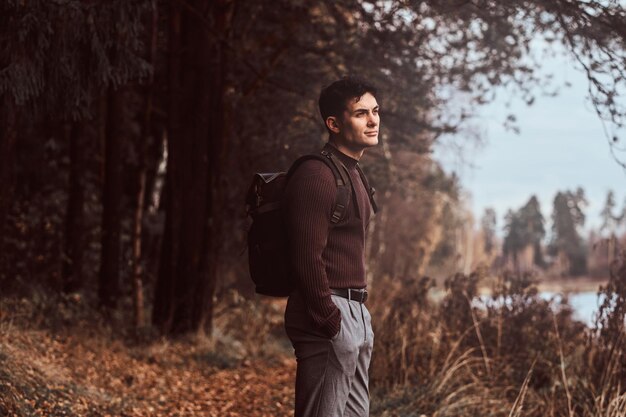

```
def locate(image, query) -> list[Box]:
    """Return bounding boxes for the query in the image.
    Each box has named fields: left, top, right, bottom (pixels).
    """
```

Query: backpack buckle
left=331, top=204, right=345, bottom=223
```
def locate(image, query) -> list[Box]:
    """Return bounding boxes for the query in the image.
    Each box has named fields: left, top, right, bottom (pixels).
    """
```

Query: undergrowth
left=1, top=258, right=623, bottom=416
left=368, top=256, right=626, bottom=417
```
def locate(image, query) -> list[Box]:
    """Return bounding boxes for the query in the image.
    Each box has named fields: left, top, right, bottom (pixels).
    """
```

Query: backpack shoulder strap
left=286, top=151, right=351, bottom=224
left=355, top=164, right=378, bottom=214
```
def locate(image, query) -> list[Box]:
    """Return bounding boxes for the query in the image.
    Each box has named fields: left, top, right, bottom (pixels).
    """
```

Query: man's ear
left=325, top=116, right=341, bottom=134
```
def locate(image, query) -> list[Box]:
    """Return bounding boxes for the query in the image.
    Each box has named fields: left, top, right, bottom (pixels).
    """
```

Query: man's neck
left=327, top=139, right=364, bottom=160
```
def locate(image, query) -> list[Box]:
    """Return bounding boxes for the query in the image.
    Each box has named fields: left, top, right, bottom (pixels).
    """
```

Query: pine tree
left=1, top=1, right=152, bottom=306
left=620, top=197, right=626, bottom=228
left=550, top=188, right=588, bottom=276
left=518, top=195, right=546, bottom=267
left=599, top=190, right=617, bottom=234
left=503, top=209, right=524, bottom=270
left=481, top=208, right=497, bottom=255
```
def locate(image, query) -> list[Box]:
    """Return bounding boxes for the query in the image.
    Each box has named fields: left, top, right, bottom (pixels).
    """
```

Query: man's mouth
left=365, top=131, right=378, bottom=136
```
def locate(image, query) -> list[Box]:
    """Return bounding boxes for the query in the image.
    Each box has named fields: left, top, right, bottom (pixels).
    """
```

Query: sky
left=434, top=46, right=626, bottom=236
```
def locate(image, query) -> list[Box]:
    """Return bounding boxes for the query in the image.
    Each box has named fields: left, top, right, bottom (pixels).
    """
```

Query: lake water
left=473, top=291, right=602, bottom=327
left=539, top=291, right=600, bottom=327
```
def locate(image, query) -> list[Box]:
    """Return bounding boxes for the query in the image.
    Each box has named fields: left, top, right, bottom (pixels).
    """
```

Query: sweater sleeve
left=283, top=160, right=341, bottom=338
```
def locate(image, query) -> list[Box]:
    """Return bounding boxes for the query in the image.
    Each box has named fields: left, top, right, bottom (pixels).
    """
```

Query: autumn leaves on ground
left=0, top=294, right=295, bottom=417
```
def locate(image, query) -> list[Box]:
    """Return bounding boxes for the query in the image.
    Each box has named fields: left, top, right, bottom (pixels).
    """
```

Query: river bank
left=536, top=275, right=608, bottom=293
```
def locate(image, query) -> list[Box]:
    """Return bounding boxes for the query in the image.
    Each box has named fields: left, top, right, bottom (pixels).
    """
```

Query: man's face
left=332, top=92, right=380, bottom=152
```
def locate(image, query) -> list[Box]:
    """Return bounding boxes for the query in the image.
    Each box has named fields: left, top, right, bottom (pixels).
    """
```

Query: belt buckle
left=352, top=288, right=367, bottom=303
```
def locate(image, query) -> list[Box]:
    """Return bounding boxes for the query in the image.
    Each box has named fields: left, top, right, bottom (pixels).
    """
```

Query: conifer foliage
left=549, top=188, right=588, bottom=276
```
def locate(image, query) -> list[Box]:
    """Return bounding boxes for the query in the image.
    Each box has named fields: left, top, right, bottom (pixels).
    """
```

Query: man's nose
left=367, top=113, right=378, bottom=126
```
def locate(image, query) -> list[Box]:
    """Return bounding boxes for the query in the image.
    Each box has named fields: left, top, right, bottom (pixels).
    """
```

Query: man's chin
left=363, top=137, right=379, bottom=147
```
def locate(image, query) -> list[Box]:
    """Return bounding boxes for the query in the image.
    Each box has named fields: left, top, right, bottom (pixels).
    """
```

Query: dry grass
left=369, top=255, right=626, bottom=417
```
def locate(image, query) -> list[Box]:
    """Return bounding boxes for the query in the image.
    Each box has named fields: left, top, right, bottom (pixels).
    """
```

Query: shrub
left=369, top=261, right=625, bottom=417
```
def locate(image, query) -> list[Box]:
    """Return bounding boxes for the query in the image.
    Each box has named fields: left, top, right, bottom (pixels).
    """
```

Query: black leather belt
left=330, top=288, right=368, bottom=303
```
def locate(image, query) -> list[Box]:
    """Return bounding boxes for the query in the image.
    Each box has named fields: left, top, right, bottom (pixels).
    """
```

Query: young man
left=283, top=77, right=380, bottom=417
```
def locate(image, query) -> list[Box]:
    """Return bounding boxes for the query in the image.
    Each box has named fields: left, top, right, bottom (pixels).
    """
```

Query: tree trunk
left=63, top=122, right=86, bottom=292
left=197, top=0, right=233, bottom=335
left=153, top=0, right=182, bottom=332
left=153, top=0, right=232, bottom=335
left=132, top=170, right=147, bottom=327
left=168, top=0, right=212, bottom=333
left=99, top=87, right=124, bottom=308
left=0, top=100, right=17, bottom=268
left=152, top=165, right=173, bottom=327
left=129, top=0, right=158, bottom=328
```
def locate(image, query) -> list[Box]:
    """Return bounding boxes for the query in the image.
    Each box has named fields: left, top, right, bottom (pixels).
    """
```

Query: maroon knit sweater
left=283, top=143, right=372, bottom=338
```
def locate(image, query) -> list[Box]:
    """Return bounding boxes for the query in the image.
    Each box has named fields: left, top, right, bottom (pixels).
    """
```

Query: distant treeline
left=472, top=189, right=626, bottom=277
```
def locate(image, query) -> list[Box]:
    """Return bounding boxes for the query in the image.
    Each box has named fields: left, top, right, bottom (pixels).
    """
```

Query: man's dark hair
left=318, top=76, right=378, bottom=127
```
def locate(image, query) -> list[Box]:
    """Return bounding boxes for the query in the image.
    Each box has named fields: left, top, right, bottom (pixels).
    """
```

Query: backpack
left=245, top=148, right=377, bottom=297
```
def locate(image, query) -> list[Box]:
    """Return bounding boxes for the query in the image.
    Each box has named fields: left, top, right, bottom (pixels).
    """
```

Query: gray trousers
left=285, top=290, right=374, bottom=417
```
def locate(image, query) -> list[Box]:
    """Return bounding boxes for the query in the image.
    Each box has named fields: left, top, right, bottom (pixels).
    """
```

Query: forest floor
left=0, top=294, right=296, bottom=417
left=0, top=276, right=609, bottom=416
